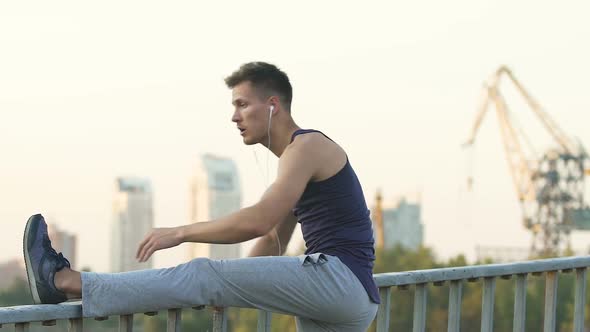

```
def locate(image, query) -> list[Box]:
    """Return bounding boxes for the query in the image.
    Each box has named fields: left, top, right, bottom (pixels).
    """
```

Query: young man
left=23, top=62, right=380, bottom=331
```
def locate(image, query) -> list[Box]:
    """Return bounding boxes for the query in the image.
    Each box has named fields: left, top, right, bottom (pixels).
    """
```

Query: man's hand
left=136, top=227, right=184, bottom=262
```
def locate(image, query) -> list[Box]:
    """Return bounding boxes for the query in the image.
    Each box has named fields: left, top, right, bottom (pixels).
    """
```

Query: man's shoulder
left=291, top=130, right=326, bottom=144
left=282, top=131, right=347, bottom=178
left=284, top=131, right=331, bottom=158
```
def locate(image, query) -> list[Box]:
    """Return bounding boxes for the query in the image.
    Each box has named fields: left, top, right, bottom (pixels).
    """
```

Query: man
left=23, top=62, right=379, bottom=331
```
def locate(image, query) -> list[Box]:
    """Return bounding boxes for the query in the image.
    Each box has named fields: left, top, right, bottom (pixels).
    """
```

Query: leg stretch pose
left=24, top=62, right=380, bottom=331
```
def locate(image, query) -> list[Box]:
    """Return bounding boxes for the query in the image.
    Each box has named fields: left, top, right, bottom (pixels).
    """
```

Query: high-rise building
left=372, top=192, right=424, bottom=251
left=48, top=222, right=77, bottom=269
left=189, top=154, right=242, bottom=259
left=111, top=177, right=154, bottom=272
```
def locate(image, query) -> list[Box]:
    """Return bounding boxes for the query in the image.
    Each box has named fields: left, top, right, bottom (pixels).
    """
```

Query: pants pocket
left=298, top=253, right=328, bottom=266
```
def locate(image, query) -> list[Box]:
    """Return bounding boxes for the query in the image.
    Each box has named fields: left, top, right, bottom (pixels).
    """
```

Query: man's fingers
left=137, top=234, right=151, bottom=259
left=141, top=245, right=155, bottom=262
left=138, top=239, right=153, bottom=262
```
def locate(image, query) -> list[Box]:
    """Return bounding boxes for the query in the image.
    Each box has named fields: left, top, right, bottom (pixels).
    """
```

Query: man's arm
left=136, top=139, right=316, bottom=262
left=248, top=212, right=298, bottom=257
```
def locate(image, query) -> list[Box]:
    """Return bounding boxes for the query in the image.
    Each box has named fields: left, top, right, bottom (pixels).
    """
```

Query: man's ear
left=268, top=96, right=280, bottom=114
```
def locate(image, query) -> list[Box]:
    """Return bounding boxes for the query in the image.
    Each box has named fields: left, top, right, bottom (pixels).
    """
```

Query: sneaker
left=23, top=214, right=71, bottom=304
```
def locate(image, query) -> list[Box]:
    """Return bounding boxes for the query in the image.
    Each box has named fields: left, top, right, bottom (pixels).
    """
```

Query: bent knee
left=177, top=257, right=217, bottom=273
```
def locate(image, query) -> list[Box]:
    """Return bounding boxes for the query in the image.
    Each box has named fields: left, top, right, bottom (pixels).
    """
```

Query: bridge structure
left=1, top=255, right=589, bottom=331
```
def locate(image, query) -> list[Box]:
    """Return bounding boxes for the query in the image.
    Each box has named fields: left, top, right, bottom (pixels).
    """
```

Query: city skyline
left=111, top=177, right=154, bottom=272
left=188, top=154, right=243, bottom=259
left=47, top=221, right=77, bottom=270
left=382, top=196, right=424, bottom=251
left=2, top=1, right=590, bottom=272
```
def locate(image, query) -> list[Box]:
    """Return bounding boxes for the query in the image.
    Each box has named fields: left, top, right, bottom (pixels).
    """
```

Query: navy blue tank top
left=290, top=129, right=380, bottom=304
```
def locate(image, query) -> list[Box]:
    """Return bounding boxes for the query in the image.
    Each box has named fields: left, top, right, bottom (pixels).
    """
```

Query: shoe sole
left=23, top=215, right=42, bottom=304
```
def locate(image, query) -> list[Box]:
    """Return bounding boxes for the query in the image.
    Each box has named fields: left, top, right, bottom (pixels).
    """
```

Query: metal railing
left=1, top=255, right=589, bottom=331
left=374, top=255, right=589, bottom=332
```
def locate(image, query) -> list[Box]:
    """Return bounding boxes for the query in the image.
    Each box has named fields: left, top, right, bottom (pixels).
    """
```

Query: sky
left=1, top=1, right=590, bottom=272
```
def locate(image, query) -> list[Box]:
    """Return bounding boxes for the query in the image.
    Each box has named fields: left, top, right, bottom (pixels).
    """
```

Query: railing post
left=119, top=314, right=133, bottom=332
left=257, top=310, right=272, bottom=332
left=413, top=283, right=427, bottom=332
left=376, top=286, right=392, bottom=332
left=69, top=318, right=83, bottom=332
left=513, top=273, right=527, bottom=332
left=447, top=280, right=462, bottom=332
left=212, top=307, right=228, bottom=332
left=481, top=277, right=496, bottom=332
left=15, top=323, right=29, bottom=332
left=573, top=268, right=587, bottom=332
left=543, top=271, right=558, bottom=332
left=167, top=308, right=182, bottom=332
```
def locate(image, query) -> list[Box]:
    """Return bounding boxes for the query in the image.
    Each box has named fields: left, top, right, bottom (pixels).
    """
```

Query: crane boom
left=499, top=66, right=578, bottom=155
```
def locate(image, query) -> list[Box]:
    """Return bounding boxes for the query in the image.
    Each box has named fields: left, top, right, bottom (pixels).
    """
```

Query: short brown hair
left=224, top=62, right=293, bottom=110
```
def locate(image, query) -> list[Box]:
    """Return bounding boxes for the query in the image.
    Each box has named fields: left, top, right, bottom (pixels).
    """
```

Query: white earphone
left=266, top=104, right=281, bottom=255
left=267, top=105, right=273, bottom=148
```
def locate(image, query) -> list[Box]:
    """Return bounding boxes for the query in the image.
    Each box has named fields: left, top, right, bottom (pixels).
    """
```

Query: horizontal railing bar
left=375, top=256, right=590, bottom=287
left=0, top=302, right=82, bottom=324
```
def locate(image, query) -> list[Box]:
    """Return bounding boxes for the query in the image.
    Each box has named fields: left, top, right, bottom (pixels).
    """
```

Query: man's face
left=231, top=81, right=270, bottom=145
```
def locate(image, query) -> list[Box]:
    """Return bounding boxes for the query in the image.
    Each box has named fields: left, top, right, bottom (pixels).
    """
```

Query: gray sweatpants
left=81, top=253, right=378, bottom=332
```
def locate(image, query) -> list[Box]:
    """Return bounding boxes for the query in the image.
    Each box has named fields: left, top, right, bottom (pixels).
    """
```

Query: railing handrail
left=0, top=302, right=82, bottom=325
left=1, top=255, right=589, bottom=326
left=374, top=255, right=590, bottom=287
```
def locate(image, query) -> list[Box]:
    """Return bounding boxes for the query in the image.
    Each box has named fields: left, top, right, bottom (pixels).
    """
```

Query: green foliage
left=370, top=246, right=589, bottom=331
left=0, top=279, right=32, bottom=306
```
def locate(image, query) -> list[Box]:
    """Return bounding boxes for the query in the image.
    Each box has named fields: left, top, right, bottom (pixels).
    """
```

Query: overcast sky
left=2, top=1, right=590, bottom=272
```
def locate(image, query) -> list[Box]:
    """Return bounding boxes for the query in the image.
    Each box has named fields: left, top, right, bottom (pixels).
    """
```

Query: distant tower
left=382, top=196, right=424, bottom=250
left=111, top=177, right=154, bottom=272
left=47, top=223, right=77, bottom=269
left=372, top=189, right=385, bottom=250
left=189, top=154, right=242, bottom=259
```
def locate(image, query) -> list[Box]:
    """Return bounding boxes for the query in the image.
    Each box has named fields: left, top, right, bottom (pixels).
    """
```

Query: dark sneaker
left=23, top=214, right=71, bottom=304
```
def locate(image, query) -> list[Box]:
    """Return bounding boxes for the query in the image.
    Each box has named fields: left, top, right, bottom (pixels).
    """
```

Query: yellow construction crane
left=464, top=66, right=590, bottom=255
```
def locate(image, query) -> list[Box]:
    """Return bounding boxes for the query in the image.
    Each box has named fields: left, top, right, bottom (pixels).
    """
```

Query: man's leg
left=295, top=307, right=378, bottom=332
left=55, top=268, right=81, bottom=298
left=76, top=254, right=376, bottom=320
left=54, top=261, right=378, bottom=331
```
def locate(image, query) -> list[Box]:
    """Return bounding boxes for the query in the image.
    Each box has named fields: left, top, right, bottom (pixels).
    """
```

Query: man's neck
left=265, top=121, right=300, bottom=157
